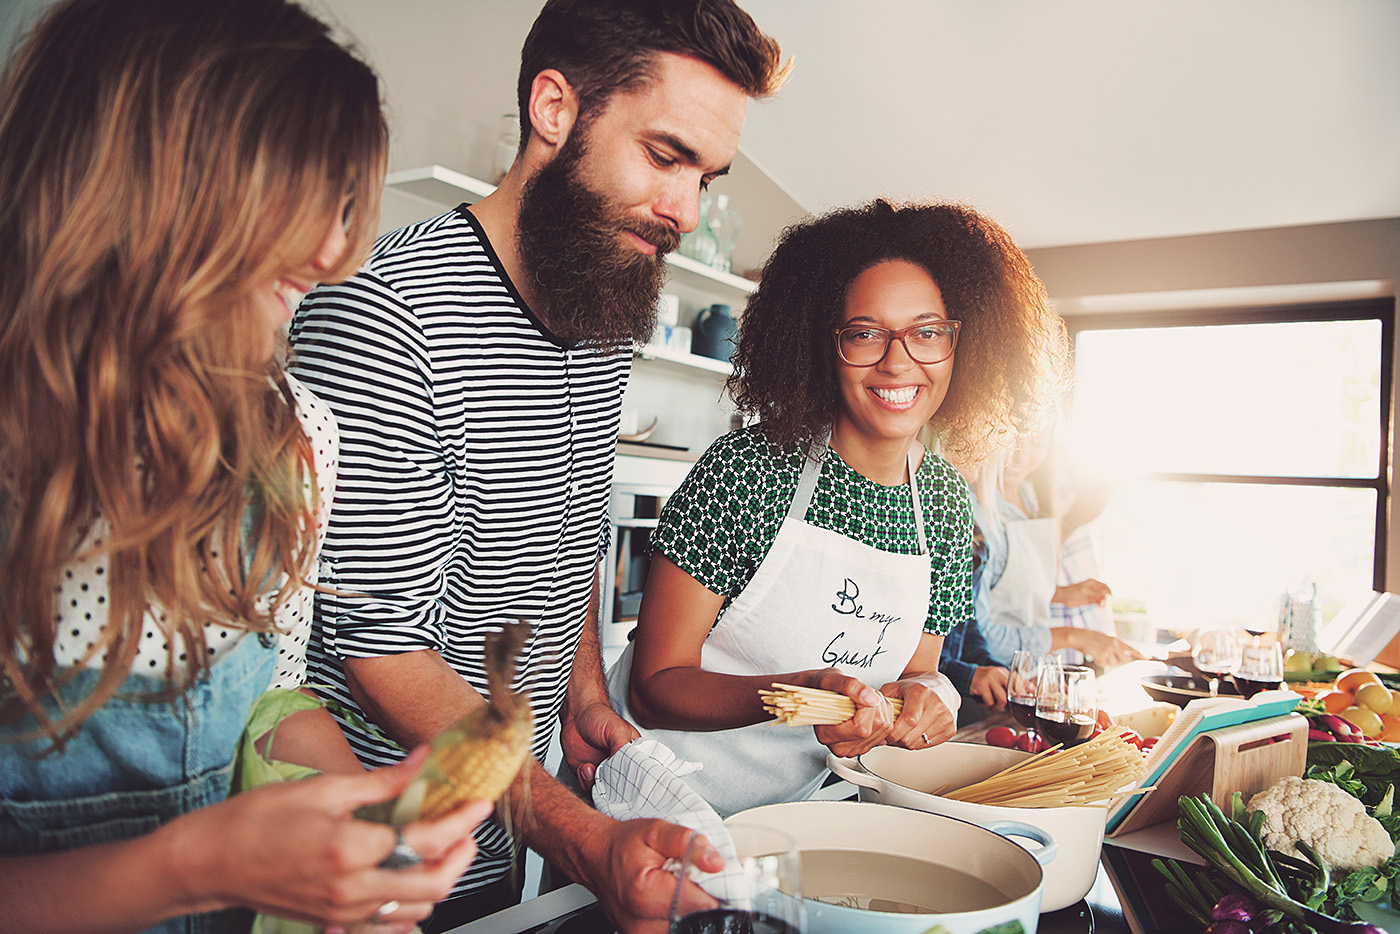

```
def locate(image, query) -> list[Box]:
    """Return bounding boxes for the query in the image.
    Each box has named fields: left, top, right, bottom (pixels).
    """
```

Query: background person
left=608, top=199, right=1068, bottom=816
left=1029, top=431, right=1121, bottom=647
left=287, top=1, right=788, bottom=930
left=970, top=435, right=1143, bottom=669
left=938, top=535, right=1011, bottom=721
left=0, top=2, right=488, bottom=931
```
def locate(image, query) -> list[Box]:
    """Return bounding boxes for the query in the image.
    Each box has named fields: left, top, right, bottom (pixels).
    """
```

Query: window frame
left=1064, top=297, right=1395, bottom=589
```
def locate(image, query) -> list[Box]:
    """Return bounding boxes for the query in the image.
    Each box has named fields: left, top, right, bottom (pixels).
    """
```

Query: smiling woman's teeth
left=874, top=387, right=917, bottom=404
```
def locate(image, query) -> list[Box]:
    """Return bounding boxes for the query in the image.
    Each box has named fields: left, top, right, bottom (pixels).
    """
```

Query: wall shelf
left=385, top=164, right=496, bottom=206
left=634, top=343, right=733, bottom=376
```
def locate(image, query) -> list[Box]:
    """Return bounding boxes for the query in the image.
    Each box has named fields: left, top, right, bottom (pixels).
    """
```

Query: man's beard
left=516, top=130, right=680, bottom=348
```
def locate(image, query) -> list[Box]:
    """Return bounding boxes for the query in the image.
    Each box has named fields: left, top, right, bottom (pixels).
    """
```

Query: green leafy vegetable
left=1308, top=743, right=1400, bottom=807
left=1163, top=793, right=1381, bottom=933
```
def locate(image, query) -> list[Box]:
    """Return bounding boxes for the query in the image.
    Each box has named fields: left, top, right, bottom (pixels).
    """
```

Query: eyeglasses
left=833, top=321, right=961, bottom=367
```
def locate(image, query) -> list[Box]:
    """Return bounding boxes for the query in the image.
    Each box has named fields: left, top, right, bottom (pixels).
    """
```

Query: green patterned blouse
left=651, top=426, right=974, bottom=635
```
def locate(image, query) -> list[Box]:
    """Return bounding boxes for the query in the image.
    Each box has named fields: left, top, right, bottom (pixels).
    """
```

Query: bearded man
left=287, top=2, right=787, bottom=932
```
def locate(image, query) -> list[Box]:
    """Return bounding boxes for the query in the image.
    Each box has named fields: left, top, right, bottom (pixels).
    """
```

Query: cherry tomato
left=1014, top=731, right=1046, bottom=753
left=985, top=726, right=1018, bottom=748
left=1117, top=727, right=1145, bottom=749
left=1141, top=736, right=1159, bottom=753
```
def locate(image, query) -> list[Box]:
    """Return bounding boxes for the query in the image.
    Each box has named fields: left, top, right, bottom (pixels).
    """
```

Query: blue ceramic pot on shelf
left=692, top=303, right=738, bottom=362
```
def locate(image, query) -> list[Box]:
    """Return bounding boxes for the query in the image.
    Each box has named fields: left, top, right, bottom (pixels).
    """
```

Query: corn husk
left=368, top=621, right=534, bottom=827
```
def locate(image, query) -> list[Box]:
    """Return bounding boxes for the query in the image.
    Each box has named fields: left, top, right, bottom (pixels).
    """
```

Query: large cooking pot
left=828, top=742, right=1107, bottom=912
left=726, top=800, right=1053, bottom=934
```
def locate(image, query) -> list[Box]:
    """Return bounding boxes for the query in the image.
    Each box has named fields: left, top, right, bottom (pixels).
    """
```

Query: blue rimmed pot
left=726, top=800, right=1053, bottom=934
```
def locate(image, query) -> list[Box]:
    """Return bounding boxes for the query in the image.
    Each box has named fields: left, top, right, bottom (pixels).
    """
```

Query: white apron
left=607, top=437, right=932, bottom=817
left=987, top=516, right=1059, bottom=629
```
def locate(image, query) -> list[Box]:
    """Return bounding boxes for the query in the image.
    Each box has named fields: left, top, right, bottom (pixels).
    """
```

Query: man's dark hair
left=516, top=0, right=787, bottom=141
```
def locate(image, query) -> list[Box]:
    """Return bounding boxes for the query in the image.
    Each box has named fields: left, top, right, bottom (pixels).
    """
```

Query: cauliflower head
left=1246, top=776, right=1395, bottom=871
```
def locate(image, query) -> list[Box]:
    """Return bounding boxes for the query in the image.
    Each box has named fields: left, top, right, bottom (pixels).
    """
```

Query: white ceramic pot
left=726, top=800, right=1052, bottom=934
left=828, top=742, right=1107, bottom=912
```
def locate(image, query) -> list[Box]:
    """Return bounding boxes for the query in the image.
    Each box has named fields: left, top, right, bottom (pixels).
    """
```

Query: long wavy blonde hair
left=0, top=0, right=387, bottom=745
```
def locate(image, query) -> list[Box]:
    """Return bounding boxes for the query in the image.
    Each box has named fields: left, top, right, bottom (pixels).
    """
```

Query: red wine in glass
left=1034, top=710, right=1096, bottom=747
left=1008, top=696, right=1037, bottom=728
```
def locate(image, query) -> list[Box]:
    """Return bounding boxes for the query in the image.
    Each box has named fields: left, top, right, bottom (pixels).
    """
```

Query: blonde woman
left=0, top=2, right=487, bottom=932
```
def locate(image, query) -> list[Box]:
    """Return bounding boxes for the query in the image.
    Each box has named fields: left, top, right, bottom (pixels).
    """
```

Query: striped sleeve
left=290, top=273, right=454, bottom=656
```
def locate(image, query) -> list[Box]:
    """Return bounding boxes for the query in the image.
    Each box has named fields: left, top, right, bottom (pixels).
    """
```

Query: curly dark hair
left=728, top=198, right=1070, bottom=466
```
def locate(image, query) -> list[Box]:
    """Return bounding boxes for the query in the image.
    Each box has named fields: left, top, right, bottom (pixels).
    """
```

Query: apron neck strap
left=787, top=430, right=930, bottom=555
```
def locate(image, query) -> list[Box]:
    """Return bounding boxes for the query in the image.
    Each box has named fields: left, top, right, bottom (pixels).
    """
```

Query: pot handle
left=824, top=753, right=881, bottom=790
left=982, top=820, right=1058, bottom=868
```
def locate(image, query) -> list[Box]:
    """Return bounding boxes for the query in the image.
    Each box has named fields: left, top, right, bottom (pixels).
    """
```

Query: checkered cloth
left=591, top=738, right=757, bottom=905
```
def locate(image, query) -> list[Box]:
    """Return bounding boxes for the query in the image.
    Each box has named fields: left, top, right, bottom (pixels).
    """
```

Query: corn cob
left=363, top=621, right=534, bottom=827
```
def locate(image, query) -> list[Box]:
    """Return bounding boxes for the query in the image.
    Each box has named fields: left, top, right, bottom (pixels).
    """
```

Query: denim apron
left=608, top=436, right=931, bottom=817
left=1, top=631, right=275, bottom=934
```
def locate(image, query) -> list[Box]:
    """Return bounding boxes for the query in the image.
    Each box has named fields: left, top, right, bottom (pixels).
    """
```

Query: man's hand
left=969, top=665, right=1009, bottom=709
left=560, top=700, right=639, bottom=792
left=582, top=819, right=724, bottom=934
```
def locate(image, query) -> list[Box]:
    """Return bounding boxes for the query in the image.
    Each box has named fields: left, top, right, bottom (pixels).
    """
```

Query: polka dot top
left=50, top=373, right=338, bottom=688
left=651, top=426, right=975, bottom=635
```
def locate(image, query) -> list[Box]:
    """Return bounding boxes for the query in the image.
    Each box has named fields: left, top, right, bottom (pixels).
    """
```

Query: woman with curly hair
left=0, top=1, right=487, bottom=931
left=606, top=198, right=1069, bottom=816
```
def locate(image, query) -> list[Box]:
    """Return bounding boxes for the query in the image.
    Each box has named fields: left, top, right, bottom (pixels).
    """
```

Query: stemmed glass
left=1193, top=629, right=1243, bottom=696
left=1034, top=660, right=1098, bottom=748
left=1235, top=641, right=1285, bottom=699
left=1007, top=651, right=1046, bottom=735
left=669, top=824, right=805, bottom=934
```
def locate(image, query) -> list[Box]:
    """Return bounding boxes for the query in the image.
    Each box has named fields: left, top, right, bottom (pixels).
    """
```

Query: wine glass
left=669, top=824, right=805, bottom=934
left=1235, top=641, right=1285, bottom=699
left=1007, top=651, right=1046, bottom=733
left=1034, top=662, right=1098, bottom=748
left=1193, top=629, right=1242, bottom=696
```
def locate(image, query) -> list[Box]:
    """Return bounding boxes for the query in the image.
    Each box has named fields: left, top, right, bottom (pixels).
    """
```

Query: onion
left=1211, top=893, right=1259, bottom=923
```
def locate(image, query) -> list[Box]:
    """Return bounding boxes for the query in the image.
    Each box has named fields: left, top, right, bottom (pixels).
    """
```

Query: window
left=1064, top=299, right=1392, bottom=633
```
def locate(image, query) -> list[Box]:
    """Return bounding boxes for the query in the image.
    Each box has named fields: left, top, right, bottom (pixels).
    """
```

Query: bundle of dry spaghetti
left=937, top=729, right=1151, bottom=808
left=760, top=683, right=902, bottom=725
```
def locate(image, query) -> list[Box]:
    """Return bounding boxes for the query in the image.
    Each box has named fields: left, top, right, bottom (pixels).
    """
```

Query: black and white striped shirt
left=289, top=206, right=628, bottom=895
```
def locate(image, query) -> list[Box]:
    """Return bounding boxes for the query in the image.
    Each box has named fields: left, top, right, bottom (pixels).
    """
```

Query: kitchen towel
left=591, top=738, right=755, bottom=905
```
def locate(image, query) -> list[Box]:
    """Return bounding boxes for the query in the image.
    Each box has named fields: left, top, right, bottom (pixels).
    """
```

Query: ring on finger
left=921, top=732, right=930, bottom=745
left=377, top=828, right=424, bottom=870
